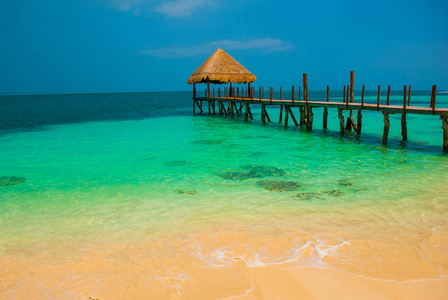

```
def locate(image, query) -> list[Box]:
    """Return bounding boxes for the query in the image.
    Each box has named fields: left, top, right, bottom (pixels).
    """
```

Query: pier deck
left=191, top=72, right=448, bottom=153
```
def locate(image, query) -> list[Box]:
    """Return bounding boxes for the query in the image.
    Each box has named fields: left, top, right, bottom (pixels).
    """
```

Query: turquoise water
left=1, top=91, right=447, bottom=298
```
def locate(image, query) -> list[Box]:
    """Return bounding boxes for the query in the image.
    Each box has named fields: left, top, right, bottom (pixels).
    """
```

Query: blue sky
left=0, top=0, right=447, bottom=94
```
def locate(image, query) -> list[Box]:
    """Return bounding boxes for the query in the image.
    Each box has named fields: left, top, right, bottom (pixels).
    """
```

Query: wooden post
left=299, top=107, right=305, bottom=126
left=323, top=107, right=328, bottom=130
left=245, top=101, right=249, bottom=121
left=343, top=85, right=346, bottom=104
left=323, top=86, right=329, bottom=129
left=270, top=87, right=273, bottom=103
left=382, top=112, right=390, bottom=145
left=248, top=83, right=251, bottom=98
left=208, top=100, right=211, bottom=115
left=349, top=73, right=354, bottom=119
left=408, top=85, right=411, bottom=106
left=377, top=85, right=381, bottom=111
left=303, top=73, right=308, bottom=112
left=402, top=85, right=408, bottom=141
left=431, top=85, right=437, bottom=115
left=292, top=86, right=295, bottom=103
left=306, top=107, right=313, bottom=131
left=387, top=85, right=390, bottom=106
left=229, top=83, right=233, bottom=97
left=279, top=105, right=283, bottom=123
left=350, top=71, right=354, bottom=103
left=193, top=83, right=196, bottom=98
left=284, top=105, right=289, bottom=127
left=442, top=116, right=448, bottom=153
left=356, top=109, right=362, bottom=135
left=237, top=87, right=239, bottom=98
left=361, top=85, right=365, bottom=109
left=338, top=108, right=345, bottom=133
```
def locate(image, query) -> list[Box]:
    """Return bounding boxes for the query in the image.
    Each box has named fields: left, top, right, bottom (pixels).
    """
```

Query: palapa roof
left=187, top=49, right=256, bottom=84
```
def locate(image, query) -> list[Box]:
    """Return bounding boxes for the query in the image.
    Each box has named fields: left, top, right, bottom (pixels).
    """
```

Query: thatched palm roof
left=187, top=49, right=256, bottom=84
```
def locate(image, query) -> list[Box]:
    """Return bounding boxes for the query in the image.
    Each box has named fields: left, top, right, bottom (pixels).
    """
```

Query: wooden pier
left=192, top=72, right=448, bottom=153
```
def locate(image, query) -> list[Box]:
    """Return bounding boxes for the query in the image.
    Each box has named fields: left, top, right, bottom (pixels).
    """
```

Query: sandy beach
left=233, top=266, right=448, bottom=300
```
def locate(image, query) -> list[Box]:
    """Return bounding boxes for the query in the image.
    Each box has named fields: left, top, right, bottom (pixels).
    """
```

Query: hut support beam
left=222, top=102, right=228, bottom=116
left=382, top=112, right=390, bottom=145
left=233, top=102, right=240, bottom=117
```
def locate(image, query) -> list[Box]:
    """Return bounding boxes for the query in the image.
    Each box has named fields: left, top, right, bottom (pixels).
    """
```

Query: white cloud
left=154, top=0, right=219, bottom=17
left=138, top=38, right=294, bottom=58
left=99, top=0, right=219, bottom=17
left=103, top=0, right=149, bottom=12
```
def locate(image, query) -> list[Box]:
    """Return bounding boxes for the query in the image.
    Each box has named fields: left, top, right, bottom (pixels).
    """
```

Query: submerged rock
left=165, top=160, right=193, bottom=167
left=0, top=176, right=26, bottom=187
left=338, top=179, right=353, bottom=187
left=294, top=189, right=344, bottom=200
left=219, top=171, right=256, bottom=180
left=176, top=189, right=197, bottom=195
left=256, top=180, right=301, bottom=192
left=294, top=192, right=321, bottom=200
left=241, top=165, right=286, bottom=177
left=218, top=165, right=286, bottom=181
left=322, top=190, right=344, bottom=196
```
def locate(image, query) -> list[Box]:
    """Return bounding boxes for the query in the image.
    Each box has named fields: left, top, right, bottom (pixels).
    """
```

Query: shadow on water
left=0, top=92, right=192, bottom=136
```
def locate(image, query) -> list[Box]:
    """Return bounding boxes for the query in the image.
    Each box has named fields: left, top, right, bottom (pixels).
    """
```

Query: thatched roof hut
left=187, top=49, right=256, bottom=85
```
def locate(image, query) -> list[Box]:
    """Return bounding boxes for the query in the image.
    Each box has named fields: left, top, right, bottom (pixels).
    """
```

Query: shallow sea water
left=0, top=91, right=447, bottom=299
